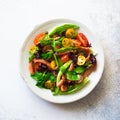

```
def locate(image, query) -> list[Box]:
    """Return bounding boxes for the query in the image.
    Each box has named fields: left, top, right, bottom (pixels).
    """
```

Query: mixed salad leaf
left=28, top=24, right=97, bottom=95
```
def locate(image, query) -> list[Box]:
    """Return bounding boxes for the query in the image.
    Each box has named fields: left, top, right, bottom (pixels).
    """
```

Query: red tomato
left=60, top=54, right=69, bottom=63
left=34, top=33, right=45, bottom=45
left=76, top=33, right=89, bottom=47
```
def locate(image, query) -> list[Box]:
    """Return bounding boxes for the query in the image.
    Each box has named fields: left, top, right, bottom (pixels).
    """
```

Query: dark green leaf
left=40, top=38, right=54, bottom=46
left=53, top=87, right=59, bottom=95
left=31, top=72, right=45, bottom=87
left=51, top=39, right=56, bottom=51
left=57, top=57, right=63, bottom=67
left=74, top=66, right=86, bottom=74
left=66, top=71, right=79, bottom=80
left=49, top=75, right=56, bottom=82
left=31, top=72, right=46, bottom=87
left=36, top=81, right=45, bottom=87
left=41, top=51, right=53, bottom=60
left=31, top=72, right=56, bottom=87
left=31, top=72, right=43, bottom=81
left=53, top=54, right=63, bottom=68
left=55, top=37, right=64, bottom=46
left=83, top=61, right=91, bottom=66
left=60, top=60, right=72, bottom=73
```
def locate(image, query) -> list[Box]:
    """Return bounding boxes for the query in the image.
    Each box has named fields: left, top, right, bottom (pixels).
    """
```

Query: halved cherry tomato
left=29, top=45, right=37, bottom=54
left=34, top=33, right=45, bottom=45
left=76, top=33, right=89, bottom=47
left=70, top=39, right=81, bottom=47
left=65, top=28, right=75, bottom=38
left=77, top=55, right=86, bottom=65
left=62, top=38, right=71, bottom=48
left=60, top=54, right=69, bottom=63
left=50, top=60, right=57, bottom=69
left=29, top=61, right=34, bottom=74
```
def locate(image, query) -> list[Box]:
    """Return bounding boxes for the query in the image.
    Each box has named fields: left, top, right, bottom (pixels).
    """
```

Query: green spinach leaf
left=74, top=66, right=86, bottom=74
left=31, top=72, right=43, bottom=81
left=66, top=71, right=80, bottom=80
left=31, top=72, right=55, bottom=87
left=49, top=75, right=56, bottom=82
left=41, top=51, right=53, bottom=60
left=40, top=38, right=54, bottom=46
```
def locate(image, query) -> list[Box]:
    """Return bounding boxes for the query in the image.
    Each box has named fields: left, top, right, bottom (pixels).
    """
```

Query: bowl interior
left=20, top=19, right=104, bottom=103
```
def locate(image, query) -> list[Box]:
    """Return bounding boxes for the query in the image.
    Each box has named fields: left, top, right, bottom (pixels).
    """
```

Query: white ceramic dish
left=19, top=19, right=104, bottom=103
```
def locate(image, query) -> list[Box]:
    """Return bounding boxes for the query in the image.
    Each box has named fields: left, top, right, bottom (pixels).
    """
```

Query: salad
left=28, top=24, right=97, bottom=95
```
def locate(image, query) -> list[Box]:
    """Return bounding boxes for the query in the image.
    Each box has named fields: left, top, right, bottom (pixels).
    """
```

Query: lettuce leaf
left=74, top=66, right=86, bottom=74
left=66, top=71, right=80, bottom=80
left=41, top=51, right=53, bottom=60
left=31, top=72, right=56, bottom=87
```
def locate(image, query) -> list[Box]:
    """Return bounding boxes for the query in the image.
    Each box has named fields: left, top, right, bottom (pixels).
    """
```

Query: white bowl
left=19, top=19, right=104, bottom=103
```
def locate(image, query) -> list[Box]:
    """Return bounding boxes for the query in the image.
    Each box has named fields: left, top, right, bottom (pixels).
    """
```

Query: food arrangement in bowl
left=28, top=24, right=97, bottom=95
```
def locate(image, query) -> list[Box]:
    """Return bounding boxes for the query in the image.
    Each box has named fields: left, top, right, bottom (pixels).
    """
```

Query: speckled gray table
left=0, top=0, right=120, bottom=120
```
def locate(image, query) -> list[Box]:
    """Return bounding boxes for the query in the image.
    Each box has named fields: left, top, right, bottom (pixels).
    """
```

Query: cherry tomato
left=65, top=28, right=75, bottom=38
left=29, top=45, right=37, bottom=54
left=50, top=60, right=57, bottom=69
left=62, top=38, right=71, bottom=48
left=34, top=33, right=45, bottom=45
left=60, top=54, right=69, bottom=63
left=76, top=33, right=89, bottom=47
left=77, top=55, right=86, bottom=65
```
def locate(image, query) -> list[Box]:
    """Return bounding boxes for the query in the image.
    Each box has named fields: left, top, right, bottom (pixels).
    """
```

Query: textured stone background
left=0, top=0, right=120, bottom=120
